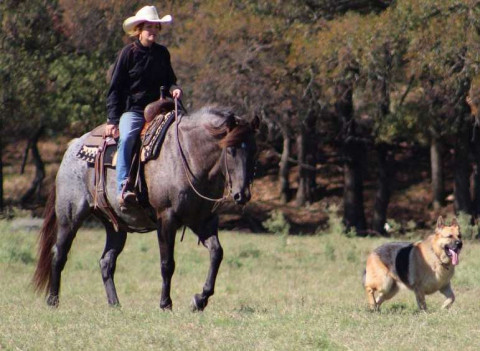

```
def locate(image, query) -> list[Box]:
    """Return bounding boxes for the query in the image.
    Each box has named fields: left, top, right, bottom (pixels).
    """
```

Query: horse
left=33, top=105, right=259, bottom=311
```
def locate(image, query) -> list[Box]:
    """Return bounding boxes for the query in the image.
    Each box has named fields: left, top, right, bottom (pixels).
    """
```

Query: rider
left=105, top=5, right=183, bottom=208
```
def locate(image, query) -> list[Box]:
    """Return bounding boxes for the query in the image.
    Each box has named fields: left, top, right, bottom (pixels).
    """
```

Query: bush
left=262, top=210, right=290, bottom=236
left=325, top=204, right=354, bottom=236
left=455, top=212, right=479, bottom=240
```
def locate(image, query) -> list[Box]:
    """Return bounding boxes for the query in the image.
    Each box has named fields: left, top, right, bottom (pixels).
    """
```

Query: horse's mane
left=199, top=106, right=252, bottom=148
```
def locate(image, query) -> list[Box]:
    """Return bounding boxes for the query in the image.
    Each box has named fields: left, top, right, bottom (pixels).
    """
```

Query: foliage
left=455, top=211, right=480, bottom=240
left=3, top=0, right=480, bottom=143
left=4, top=0, right=480, bottom=231
left=325, top=204, right=348, bottom=236
left=262, top=209, right=291, bottom=236
left=384, top=218, right=402, bottom=236
left=0, top=0, right=66, bottom=141
left=48, top=54, right=110, bottom=132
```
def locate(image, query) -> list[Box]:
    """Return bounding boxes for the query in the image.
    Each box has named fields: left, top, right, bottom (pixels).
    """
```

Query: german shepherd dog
left=363, top=217, right=462, bottom=311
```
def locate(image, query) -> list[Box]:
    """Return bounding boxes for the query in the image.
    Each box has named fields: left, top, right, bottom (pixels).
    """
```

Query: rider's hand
left=104, top=124, right=119, bottom=138
left=172, top=88, right=183, bottom=100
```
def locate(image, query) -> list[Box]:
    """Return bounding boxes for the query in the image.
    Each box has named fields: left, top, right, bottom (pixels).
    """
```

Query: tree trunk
left=0, top=73, right=4, bottom=212
left=453, top=120, right=472, bottom=215
left=305, top=110, right=318, bottom=205
left=452, top=71, right=473, bottom=215
left=279, top=128, right=291, bottom=203
left=336, top=80, right=366, bottom=235
left=20, top=127, right=45, bottom=206
left=372, top=143, right=393, bottom=235
left=295, top=118, right=317, bottom=207
left=372, top=45, right=392, bottom=236
left=343, top=137, right=367, bottom=235
left=0, top=133, right=3, bottom=212
left=430, top=137, right=445, bottom=211
left=296, top=127, right=307, bottom=206
left=305, top=151, right=316, bottom=203
left=472, top=131, right=480, bottom=217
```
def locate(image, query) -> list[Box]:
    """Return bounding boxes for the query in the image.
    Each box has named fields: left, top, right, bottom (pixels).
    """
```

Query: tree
left=0, top=0, right=67, bottom=206
left=401, top=0, right=480, bottom=216
left=354, top=9, right=410, bottom=235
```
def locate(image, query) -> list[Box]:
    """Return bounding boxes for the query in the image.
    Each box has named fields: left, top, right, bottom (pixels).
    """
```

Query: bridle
left=174, top=98, right=233, bottom=204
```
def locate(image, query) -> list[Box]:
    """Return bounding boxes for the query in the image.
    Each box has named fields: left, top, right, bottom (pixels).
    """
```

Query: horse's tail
left=32, top=184, right=57, bottom=295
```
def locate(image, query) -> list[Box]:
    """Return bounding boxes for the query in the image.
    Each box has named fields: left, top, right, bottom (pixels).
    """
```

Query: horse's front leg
left=192, top=215, right=223, bottom=312
left=156, top=210, right=177, bottom=310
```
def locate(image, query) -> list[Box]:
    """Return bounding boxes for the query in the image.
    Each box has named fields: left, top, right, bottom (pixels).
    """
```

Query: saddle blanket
left=75, top=111, right=176, bottom=165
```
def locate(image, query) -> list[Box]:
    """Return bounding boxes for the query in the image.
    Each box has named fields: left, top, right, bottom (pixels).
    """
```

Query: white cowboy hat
left=123, top=6, right=172, bottom=35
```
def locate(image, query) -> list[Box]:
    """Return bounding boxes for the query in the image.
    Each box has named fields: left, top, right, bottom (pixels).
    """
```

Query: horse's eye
left=241, top=142, right=247, bottom=149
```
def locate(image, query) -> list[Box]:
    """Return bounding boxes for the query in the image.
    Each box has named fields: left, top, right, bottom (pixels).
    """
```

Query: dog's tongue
left=449, top=249, right=459, bottom=266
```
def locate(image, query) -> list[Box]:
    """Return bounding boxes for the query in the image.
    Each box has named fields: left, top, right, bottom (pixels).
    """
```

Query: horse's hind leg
left=48, top=198, right=90, bottom=306
left=192, top=215, right=223, bottom=312
left=45, top=139, right=91, bottom=307
left=99, top=220, right=127, bottom=306
left=47, top=222, right=79, bottom=307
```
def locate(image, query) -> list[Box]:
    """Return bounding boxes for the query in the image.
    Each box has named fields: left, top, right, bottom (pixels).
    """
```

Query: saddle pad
left=141, top=111, right=176, bottom=162
left=76, top=143, right=117, bottom=166
left=75, top=111, right=176, bottom=165
left=76, top=124, right=117, bottom=166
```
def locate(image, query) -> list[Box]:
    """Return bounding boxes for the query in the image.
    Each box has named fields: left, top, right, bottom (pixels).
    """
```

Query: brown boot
left=117, top=190, right=137, bottom=210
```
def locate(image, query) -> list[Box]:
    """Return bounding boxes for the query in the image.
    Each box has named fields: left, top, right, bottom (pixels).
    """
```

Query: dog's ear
left=451, top=217, right=458, bottom=227
left=436, top=216, right=444, bottom=229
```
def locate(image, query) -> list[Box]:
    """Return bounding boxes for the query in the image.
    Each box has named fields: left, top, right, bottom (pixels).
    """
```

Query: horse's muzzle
left=233, top=190, right=251, bottom=205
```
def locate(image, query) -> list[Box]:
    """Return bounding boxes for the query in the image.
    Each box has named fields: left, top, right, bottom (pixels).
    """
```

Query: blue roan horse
left=33, top=106, right=259, bottom=311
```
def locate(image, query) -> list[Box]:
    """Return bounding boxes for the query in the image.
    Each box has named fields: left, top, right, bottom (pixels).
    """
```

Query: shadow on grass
left=382, top=302, right=410, bottom=314
left=364, top=302, right=420, bottom=315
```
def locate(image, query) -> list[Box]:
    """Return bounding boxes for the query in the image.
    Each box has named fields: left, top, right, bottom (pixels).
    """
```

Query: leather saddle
left=76, top=110, right=175, bottom=167
left=75, top=105, right=177, bottom=231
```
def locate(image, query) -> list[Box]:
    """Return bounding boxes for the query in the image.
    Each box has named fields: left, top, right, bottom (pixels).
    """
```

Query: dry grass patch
left=0, top=219, right=479, bottom=350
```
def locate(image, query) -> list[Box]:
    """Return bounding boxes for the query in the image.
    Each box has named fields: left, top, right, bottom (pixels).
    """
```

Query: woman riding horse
left=105, top=5, right=183, bottom=208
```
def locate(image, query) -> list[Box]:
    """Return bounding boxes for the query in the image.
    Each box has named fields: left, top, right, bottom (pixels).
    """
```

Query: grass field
left=1, top=219, right=480, bottom=351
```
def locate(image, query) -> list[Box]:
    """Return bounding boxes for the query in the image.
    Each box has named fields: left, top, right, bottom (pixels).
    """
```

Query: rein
left=174, top=98, right=232, bottom=204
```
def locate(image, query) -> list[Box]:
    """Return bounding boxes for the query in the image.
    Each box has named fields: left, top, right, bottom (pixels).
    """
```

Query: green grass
left=1, top=219, right=480, bottom=351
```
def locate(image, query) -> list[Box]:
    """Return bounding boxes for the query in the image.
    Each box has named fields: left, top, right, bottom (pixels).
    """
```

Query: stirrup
left=122, top=190, right=137, bottom=203
left=118, top=180, right=137, bottom=207
left=117, top=191, right=137, bottom=212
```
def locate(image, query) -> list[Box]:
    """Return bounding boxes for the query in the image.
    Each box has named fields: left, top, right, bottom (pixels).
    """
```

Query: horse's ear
left=251, top=115, right=260, bottom=131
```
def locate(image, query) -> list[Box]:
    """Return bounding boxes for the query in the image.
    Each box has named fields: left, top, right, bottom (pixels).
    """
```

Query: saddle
left=76, top=108, right=177, bottom=231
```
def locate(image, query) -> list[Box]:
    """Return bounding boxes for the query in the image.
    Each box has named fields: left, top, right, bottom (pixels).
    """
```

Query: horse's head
left=219, top=115, right=259, bottom=205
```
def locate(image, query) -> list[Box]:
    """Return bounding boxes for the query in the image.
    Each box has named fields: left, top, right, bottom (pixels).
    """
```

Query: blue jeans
left=116, top=111, right=145, bottom=194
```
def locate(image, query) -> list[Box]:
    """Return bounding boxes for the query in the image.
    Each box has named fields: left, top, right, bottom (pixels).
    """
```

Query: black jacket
left=106, top=39, right=177, bottom=125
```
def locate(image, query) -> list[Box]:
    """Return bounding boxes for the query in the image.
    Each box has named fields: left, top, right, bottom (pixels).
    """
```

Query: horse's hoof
left=191, top=294, right=208, bottom=312
left=161, top=305, right=172, bottom=311
left=46, top=295, right=59, bottom=308
left=160, top=299, right=172, bottom=311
